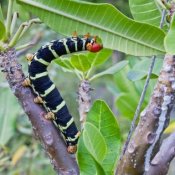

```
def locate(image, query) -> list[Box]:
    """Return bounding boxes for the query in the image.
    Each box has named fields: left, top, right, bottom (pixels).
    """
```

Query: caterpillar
left=22, top=32, right=103, bottom=154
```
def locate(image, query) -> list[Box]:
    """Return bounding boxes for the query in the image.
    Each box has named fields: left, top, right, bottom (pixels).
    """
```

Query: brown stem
left=78, top=80, right=92, bottom=128
left=145, top=132, right=175, bottom=175
left=0, top=48, right=79, bottom=175
left=116, top=54, right=175, bottom=175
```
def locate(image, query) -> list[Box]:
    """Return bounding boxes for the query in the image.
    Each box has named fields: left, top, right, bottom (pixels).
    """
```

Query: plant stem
left=6, top=0, right=13, bottom=38
left=8, top=18, right=41, bottom=48
left=78, top=80, right=92, bottom=129
left=10, top=12, right=18, bottom=36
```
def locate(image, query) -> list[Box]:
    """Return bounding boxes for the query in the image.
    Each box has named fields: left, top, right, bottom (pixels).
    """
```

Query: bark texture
left=0, top=48, right=79, bottom=175
left=78, top=80, right=91, bottom=128
left=117, top=54, right=175, bottom=175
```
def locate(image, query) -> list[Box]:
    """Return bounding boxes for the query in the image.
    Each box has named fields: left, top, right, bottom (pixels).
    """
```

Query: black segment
left=28, top=36, right=92, bottom=146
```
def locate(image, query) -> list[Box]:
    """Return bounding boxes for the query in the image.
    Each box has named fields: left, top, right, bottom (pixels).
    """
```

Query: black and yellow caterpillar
left=22, top=33, right=103, bottom=153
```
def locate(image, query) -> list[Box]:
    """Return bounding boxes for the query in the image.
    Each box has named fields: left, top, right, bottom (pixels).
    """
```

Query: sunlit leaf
left=17, top=0, right=166, bottom=56
left=86, top=100, right=121, bottom=174
left=77, top=137, right=106, bottom=175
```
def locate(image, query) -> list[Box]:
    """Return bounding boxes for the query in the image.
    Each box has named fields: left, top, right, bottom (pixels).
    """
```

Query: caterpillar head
left=86, top=36, right=103, bottom=52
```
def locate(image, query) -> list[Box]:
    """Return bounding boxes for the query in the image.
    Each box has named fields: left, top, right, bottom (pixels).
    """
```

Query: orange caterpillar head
left=86, top=36, right=103, bottom=53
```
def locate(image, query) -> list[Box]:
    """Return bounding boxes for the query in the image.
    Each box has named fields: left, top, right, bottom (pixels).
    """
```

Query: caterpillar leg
left=34, top=96, right=44, bottom=104
left=26, top=53, right=34, bottom=62
left=45, top=112, right=55, bottom=120
left=22, top=78, right=31, bottom=87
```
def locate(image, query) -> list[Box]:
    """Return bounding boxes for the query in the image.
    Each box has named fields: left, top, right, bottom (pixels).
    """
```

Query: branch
left=78, top=80, right=92, bottom=129
left=116, top=54, right=175, bottom=175
left=145, top=132, right=175, bottom=175
left=0, top=48, right=79, bottom=175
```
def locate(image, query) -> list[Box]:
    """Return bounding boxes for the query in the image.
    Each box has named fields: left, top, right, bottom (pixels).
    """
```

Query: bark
left=78, top=80, right=92, bottom=128
left=0, top=48, right=79, bottom=175
left=145, top=132, right=175, bottom=175
left=117, top=54, right=175, bottom=175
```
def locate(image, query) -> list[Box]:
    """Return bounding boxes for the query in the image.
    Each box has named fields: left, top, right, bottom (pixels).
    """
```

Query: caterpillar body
left=23, top=34, right=103, bottom=153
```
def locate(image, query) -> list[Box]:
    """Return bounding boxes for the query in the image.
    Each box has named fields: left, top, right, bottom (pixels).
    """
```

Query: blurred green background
left=0, top=0, right=174, bottom=174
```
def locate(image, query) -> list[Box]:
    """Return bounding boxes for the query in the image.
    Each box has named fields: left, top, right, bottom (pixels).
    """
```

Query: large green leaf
left=90, top=60, right=128, bottom=81
left=129, top=0, right=161, bottom=27
left=17, top=0, right=166, bottom=56
left=0, top=5, right=5, bottom=40
left=86, top=100, right=121, bottom=174
left=83, top=123, right=107, bottom=162
left=77, top=137, right=106, bottom=175
left=164, top=14, right=175, bottom=54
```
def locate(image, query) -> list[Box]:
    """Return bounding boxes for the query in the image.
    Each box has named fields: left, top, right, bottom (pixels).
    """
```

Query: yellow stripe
left=34, top=56, right=49, bottom=66
left=40, top=84, right=55, bottom=97
left=63, top=38, right=70, bottom=54
left=30, top=72, right=48, bottom=80
left=71, top=38, right=78, bottom=51
left=60, top=118, right=74, bottom=130
left=52, top=101, right=66, bottom=113
left=82, top=39, right=86, bottom=50
left=48, top=45, right=59, bottom=58
left=66, top=134, right=79, bottom=142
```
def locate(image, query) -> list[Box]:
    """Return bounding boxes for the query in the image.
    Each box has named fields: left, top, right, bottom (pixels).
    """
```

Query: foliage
left=55, top=49, right=128, bottom=81
left=164, top=14, right=175, bottom=54
left=0, top=4, right=5, bottom=40
left=77, top=100, right=121, bottom=175
left=129, top=0, right=162, bottom=27
left=113, top=57, right=162, bottom=120
left=0, top=88, right=20, bottom=145
left=17, top=0, right=166, bottom=56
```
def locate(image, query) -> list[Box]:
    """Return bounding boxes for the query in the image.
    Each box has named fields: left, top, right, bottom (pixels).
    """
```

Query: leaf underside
left=17, top=0, right=165, bottom=56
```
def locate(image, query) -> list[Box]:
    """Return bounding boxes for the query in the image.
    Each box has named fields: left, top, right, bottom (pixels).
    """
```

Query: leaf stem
left=8, top=18, right=41, bottom=48
left=6, top=0, right=14, bottom=38
left=10, top=12, right=18, bottom=36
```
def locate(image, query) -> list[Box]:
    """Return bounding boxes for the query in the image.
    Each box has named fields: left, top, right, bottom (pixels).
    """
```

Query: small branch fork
left=0, top=48, right=79, bottom=175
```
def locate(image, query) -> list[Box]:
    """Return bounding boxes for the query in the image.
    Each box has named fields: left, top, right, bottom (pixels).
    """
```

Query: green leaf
left=86, top=100, right=121, bottom=174
left=0, top=5, right=5, bottom=40
left=0, top=89, right=20, bottom=145
left=77, top=137, right=106, bottom=175
left=116, top=93, right=138, bottom=119
left=90, top=60, right=128, bottom=81
left=71, top=54, right=91, bottom=72
left=87, top=49, right=112, bottom=67
left=14, top=0, right=30, bottom=21
left=54, top=57, right=74, bottom=70
left=17, top=0, right=166, bottom=56
left=83, top=123, right=107, bottom=162
left=127, top=58, right=163, bottom=81
left=129, top=0, right=161, bottom=27
left=164, top=14, right=175, bottom=54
